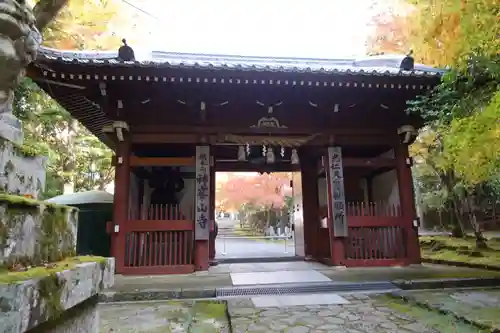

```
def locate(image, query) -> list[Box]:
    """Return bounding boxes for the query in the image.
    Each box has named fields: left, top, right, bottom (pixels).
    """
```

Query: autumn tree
left=216, top=173, right=293, bottom=232
left=367, top=0, right=500, bottom=243
left=11, top=0, right=145, bottom=196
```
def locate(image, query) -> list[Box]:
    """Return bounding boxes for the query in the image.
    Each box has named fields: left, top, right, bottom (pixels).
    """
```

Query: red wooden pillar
left=300, top=152, right=319, bottom=259
left=111, top=139, right=131, bottom=273
left=395, top=143, right=421, bottom=264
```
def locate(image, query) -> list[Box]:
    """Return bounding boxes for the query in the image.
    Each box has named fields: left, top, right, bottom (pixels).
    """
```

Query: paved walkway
left=398, top=288, right=500, bottom=330
left=215, top=237, right=295, bottom=259
left=227, top=293, right=437, bottom=333
left=99, top=291, right=490, bottom=332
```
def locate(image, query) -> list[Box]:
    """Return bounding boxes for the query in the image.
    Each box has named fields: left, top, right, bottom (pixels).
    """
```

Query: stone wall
left=0, top=139, right=47, bottom=199
left=0, top=258, right=114, bottom=333
left=0, top=195, right=77, bottom=267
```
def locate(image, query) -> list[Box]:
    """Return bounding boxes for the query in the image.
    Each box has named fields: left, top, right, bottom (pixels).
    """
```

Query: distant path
left=215, top=237, right=295, bottom=259
left=215, top=218, right=295, bottom=259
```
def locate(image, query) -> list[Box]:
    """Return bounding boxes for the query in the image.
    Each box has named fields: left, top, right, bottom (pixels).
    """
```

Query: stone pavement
left=99, top=300, right=230, bottom=332
left=227, top=293, right=439, bottom=333
left=396, top=288, right=500, bottom=331
left=98, top=291, right=488, bottom=332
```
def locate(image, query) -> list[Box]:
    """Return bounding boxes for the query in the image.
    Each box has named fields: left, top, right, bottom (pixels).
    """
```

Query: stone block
left=0, top=198, right=78, bottom=267
left=0, top=258, right=115, bottom=333
left=0, top=139, right=47, bottom=199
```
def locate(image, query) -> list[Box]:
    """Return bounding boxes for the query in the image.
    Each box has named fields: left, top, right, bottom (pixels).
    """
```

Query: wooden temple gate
left=28, top=44, right=442, bottom=274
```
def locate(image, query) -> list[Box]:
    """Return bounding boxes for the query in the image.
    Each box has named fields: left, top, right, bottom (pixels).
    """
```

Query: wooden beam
left=130, top=156, right=195, bottom=167
left=215, top=161, right=301, bottom=172
left=343, top=157, right=396, bottom=168
left=131, top=133, right=200, bottom=144
left=133, top=125, right=396, bottom=136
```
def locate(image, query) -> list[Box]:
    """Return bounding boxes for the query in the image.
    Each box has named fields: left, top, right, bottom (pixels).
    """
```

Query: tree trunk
left=33, top=0, right=70, bottom=31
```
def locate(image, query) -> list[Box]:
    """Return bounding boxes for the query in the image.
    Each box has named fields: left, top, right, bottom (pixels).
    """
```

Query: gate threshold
left=215, top=256, right=305, bottom=264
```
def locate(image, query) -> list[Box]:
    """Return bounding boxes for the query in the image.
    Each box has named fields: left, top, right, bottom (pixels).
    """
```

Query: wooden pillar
left=395, top=143, right=421, bottom=264
left=194, top=146, right=210, bottom=271
left=324, top=147, right=348, bottom=266
left=209, top=159, right=216, bottom=262
left=300, top=151, right=319, bottom=259
left=111, top=139, right=131, bottom=273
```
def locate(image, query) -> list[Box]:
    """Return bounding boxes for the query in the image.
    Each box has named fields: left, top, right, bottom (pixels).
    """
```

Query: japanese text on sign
left=195, top=146, right=211, bottom=240
left=327, top=146, right=348, bottom=237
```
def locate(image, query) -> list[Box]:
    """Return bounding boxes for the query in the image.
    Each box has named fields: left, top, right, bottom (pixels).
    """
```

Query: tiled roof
left=36, top=47, right=445, bottom=77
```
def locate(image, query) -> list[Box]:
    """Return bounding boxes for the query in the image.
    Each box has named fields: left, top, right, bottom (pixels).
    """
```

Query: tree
left=366, top=0, right=415, bottom=54
left=10, top=0, right=141, bottom=196
left=368, top=0, right=499, bottom=245
left=216, top=173, right=292, bottom=232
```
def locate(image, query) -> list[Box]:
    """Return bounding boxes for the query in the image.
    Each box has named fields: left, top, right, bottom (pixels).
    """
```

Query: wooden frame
left=129, top=156, right=195, bottom=167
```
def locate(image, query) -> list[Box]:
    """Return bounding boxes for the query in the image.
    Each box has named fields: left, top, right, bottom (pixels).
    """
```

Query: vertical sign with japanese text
left=195, top=146, right=210, bottom=240
left=327, top=146, right=348, bottom=237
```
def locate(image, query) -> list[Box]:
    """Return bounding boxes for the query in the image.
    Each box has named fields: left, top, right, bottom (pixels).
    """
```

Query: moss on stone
left=0, top=256, right=106, bottom=284
left=0, top=193, right=79, bottom=267
left=40, top=205, right=75, bottom=263
left=38, top=273, right=66, bottom=320
left=377, top=294, right=489, bottom=333
left=192, top=300, right=227, bottom=320
left=0, top=137, right=44, bottom=158
left=0, top=193, right=75, bottom=211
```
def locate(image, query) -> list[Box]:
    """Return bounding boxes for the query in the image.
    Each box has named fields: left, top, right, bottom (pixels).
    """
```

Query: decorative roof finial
left=400, top=49, right=414, bottom=71
left=118, top=38, right=135, bottom=62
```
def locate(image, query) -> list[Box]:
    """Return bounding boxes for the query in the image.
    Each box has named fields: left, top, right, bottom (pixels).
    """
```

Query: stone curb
left=389, top=290, right=500, bottom=332
left=99, top=288, right=217, bottom=302
left=99, top=277, right=500, bottom=303
left=422, top=258, right=500, bottom=271
left=392, top=277, right=500, bottom=290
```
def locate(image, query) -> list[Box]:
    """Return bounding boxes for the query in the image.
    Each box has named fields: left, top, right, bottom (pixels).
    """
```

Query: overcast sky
left=128, top=0, right=376, bottom=58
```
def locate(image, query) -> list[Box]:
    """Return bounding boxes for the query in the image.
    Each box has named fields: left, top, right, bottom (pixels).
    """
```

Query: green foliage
left=13, top=79, right=115, bottom=197
left=408, top=56, right=500, bottom=189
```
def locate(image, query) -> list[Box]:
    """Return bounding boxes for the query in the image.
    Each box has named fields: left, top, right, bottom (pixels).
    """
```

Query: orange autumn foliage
left=216, top=173, right=292, bottom=211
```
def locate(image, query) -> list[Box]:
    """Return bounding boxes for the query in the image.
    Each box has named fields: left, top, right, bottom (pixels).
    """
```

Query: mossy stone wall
left=0, top=138, right=47, bottom=199
left=0, top=194, right=78, bottom=267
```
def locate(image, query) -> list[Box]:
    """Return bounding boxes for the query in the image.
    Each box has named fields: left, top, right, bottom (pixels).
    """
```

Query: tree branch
left=33, top=0, right=70, bottom=31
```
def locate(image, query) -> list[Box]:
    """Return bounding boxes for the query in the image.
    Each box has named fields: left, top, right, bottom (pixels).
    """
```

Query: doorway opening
left=215, top=172, right=304, bottom=262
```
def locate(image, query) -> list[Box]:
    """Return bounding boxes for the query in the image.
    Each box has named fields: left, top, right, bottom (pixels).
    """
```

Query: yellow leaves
left=443, top=91, right=500, bottom=187
left=42, top=0, right=141, bottom=51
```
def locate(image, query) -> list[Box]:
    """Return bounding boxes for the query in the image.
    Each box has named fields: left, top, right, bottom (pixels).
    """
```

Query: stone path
left=99, top=300, right=230, bottom=332
left=399, top=288, right=500, bottom=331
left=227, top=293, right=440, bottom=333
left=98, top=292, right=490, bottom=332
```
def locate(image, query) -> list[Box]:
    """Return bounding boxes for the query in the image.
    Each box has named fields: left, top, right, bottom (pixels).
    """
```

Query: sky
left=127, top=0, right=377, bottom=58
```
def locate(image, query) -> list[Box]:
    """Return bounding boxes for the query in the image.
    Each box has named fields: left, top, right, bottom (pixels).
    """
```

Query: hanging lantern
left=291, top=148, right=299, bottom=164
left=237, top=145, right=246, bottom=161
left=266, top=146, right=275, bottom=164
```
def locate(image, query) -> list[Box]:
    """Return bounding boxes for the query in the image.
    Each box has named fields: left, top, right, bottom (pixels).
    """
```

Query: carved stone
left=0, top=0, right=42, bottom=144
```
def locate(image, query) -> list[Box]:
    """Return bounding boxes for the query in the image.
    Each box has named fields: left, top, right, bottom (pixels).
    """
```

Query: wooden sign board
left=195, top=146, right=210, bottom=240
left=327, top=146, right=348, bottom=237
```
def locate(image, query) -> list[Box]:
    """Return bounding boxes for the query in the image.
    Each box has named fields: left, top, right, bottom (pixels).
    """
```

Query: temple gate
left=27, top=44, right=442, bottom=274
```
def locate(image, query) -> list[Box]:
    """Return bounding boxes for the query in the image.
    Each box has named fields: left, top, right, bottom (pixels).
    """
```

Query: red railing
left=129, top=204, right=191, bottom=220
left=344, top=201, right=408, bottom=266
left=121, top=204, right=194, bottom=274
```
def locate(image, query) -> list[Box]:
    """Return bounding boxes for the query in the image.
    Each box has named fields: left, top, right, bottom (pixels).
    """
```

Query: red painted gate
left=118, top=204, right=195, bottom=274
